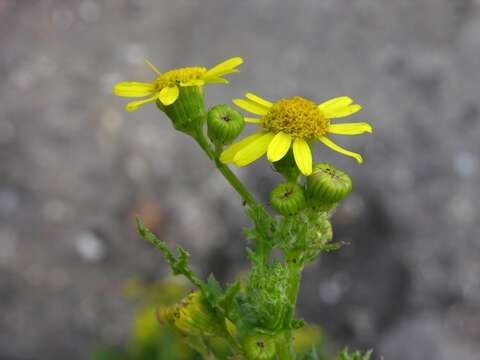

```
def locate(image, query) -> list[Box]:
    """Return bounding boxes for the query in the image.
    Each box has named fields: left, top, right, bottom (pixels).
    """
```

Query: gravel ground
left=1, top=0, right=480, bottom=359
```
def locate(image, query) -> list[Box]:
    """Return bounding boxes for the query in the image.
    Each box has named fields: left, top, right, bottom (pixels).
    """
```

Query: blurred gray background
left=1, top=0, right=480, bottom=359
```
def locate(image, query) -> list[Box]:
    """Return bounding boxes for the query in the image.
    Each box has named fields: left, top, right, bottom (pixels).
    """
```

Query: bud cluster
left=269, top=162, right=352, bottom=216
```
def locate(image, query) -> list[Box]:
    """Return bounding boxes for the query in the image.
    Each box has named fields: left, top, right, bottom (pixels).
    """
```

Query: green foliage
left=243, top=262, right=291, bottom=331
left=132, top=102, right=369, bottom=359
left=92, top=279, right=200, bottom=360
left=273, top=208, right=338, bottom=263
left=243, top=204, right=275, bottom=248
left=137, top=219, right=230, bottom=313
left=137, top=219, right=205, bottom=290
left=302, top=347, right=320, bottom=360
left=338, top=348, right=373, bottom=360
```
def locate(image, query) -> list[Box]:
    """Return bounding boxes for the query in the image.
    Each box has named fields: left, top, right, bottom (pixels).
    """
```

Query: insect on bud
left=207, top=105, right=245, bottom=145
left=242, top=334, right=276, bottom=360
left=306, top=163, right=352, bottom=210
left=269, top=182, right=306, bottom=216
left=159, top=291, right=222, bottom=337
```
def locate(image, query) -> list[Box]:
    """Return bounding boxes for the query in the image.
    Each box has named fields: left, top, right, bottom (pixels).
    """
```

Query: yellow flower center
left=154, top=66, right=207, bottom=89
left=262, top=96, right=329, bottom=139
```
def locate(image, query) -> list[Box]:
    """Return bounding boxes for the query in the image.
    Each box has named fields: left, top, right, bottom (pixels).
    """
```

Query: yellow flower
left=220, top=93, right=373, bottom=176
left=113, top=57, right=243, bottom=112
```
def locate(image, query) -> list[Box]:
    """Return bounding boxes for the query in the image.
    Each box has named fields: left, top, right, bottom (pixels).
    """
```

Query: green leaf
left=291, top=319, right=305, bottom=329
left=219, top=280, right=242, bottom=313
left=205, top=273, right=224, bottom=306
left=243, top=204, right=274, bottom=245
left=318, top=241, right=346, bottom=252
left=136, top=218, right=206, bottom=291
left=302, top=347, right=320, bottom=360
left=338, top=348, right=373, bottom=360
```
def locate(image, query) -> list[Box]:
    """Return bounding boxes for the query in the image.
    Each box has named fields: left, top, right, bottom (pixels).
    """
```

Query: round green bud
left=207, top=105, right=245, bottom=145
left=269, top=182, right=306, bottom=216
left=243, top=334, right=276, bottom=360
left=306, top=163, right=352, bottom=209
left=159, top=291, right=222, bottom=337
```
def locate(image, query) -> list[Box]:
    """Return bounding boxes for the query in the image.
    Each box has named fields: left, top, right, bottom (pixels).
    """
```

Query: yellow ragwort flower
left=113, top=57, right=243, bottom=112
left=220, top=93, right=373, bottom=176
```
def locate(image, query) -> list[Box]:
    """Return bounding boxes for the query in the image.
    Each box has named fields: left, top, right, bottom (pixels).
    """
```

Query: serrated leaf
left=205, top=274, right=224, bottom=306
left=245, top=247, right=262, bottom=265
left=318, top=241, right=345, bottom=252
left=338, top=348, right=373, bottom=360
left=136, top=218, right=206, bottom=291
left=291, top=318, right=305, bottom=329
left=220, top=281, right=241, bottom=305
left=302, top=347, right=319, bottom=360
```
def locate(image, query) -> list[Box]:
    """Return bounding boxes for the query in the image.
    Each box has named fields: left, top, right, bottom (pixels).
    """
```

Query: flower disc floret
left=154, top=67, right=207, bottom=89
left=262, top=96, right=329, bottom=139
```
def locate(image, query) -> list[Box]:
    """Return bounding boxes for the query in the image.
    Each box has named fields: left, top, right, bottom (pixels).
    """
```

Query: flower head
left=113, top=57, right=243, bottom=112
left=220, top=93, right=373, bottom=175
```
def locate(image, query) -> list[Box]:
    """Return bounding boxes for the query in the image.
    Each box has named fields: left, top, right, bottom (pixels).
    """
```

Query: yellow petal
left=233, top=132, right=275, bottom=166
left=204, top=77, right=229, bottom=84
left=325, top=104, right=362, bottom=118
left=180, top=79, right=205, bottom=87
left=318, top=136, right=363, bottom=163
left=267, top=132, right=292, bottom=162
left=328, top=122, right=373, bottom=135
left=144, top=59, right=161, bottom=75
left=245, top=92, right=273, bottom=108
left=113, top=82, right=155, bottom=97
left=318, top=96, right=353, bottom=113
left=158, top=86, right=179, bottom=106
left=125, top=95, right=158, bottom=112
left=233, top=99, right=269, bottom=116
left=245, top=117, right=262, bottom=124
left=233, top=132, right=274, bottom=166
left=204, top=57, right=243, bottom=78
left=220, top=132, right=265, bottom=163
left=292, top=138, right=313, bottom=175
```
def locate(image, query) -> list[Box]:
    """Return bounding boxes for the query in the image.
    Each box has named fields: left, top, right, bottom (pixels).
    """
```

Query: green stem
left=193, top=129, right=273, bottom=266
left=276, top=262, right=304, bottom=360
left=182, top=336, right=217, bottom=360
left=276, top=335, right=296, bottom=360
left=193, top=129, right=258, bottom=208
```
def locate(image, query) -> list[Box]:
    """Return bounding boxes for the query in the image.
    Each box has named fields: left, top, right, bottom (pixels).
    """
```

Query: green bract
left=157, top=86, right=206, bottom=136
left=160, top=291, right=223, bottom=337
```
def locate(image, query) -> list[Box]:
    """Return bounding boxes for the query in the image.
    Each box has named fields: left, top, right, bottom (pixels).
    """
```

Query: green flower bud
left=157, top=86, right=205, bottom=136
left=270, top=182, right=306, bottom=216
left=306, top=163, right=352, bottom=209
left=159, top=291, right=222, bottom=337
left=272, top=149, right=300, bottom=182
left=243, top=334, right=276, bottom=360
left=207, top=105, right=245, bottom=145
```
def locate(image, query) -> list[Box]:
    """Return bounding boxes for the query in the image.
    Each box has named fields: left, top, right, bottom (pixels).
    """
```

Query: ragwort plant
left=114, top=56, right=373, bottom=360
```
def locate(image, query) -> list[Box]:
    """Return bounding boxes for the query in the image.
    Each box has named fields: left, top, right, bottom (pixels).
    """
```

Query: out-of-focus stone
left=74, top=231, right=107, bottom=263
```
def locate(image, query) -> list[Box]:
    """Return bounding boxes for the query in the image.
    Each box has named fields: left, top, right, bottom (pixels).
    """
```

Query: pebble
left=75, top=231, right=107, bottom=262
